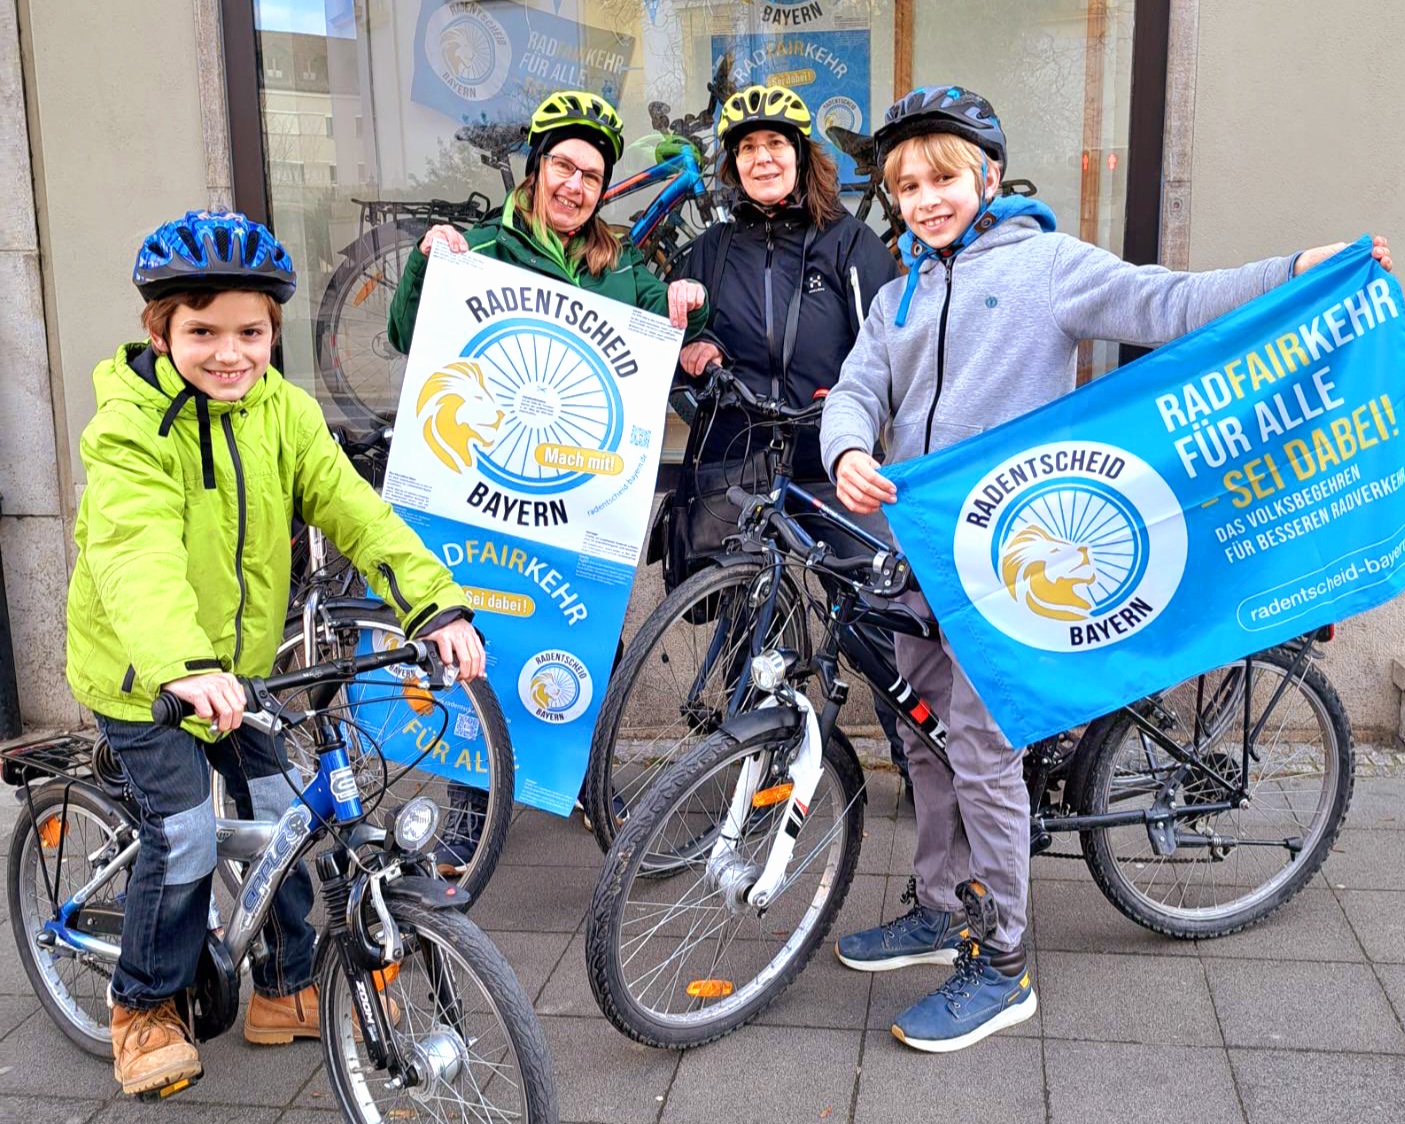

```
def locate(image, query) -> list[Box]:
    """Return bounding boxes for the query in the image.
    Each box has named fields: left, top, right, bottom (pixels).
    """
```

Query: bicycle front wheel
left=585, top=560, right=808, bottom=855
left=320, top=902, right=558, bottom=1123
left=1079, top=646, right=1353, bottom=938
left=214, top=607, right=514, bottom=903
left=586, top=717, right=864, bottom=1048
left=8, top=783, right=133, bottom=1056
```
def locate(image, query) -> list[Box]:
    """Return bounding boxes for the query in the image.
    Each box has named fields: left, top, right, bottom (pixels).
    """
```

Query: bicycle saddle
left=825, top=126, right=876, bottom=171
left=455, top=123, right=527, bottom=160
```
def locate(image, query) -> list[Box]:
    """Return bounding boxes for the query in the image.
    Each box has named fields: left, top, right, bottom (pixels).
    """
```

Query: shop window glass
left=253, top=0, right=1136, bottom=442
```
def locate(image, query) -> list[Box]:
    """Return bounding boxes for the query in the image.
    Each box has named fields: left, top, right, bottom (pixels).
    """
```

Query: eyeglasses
left=735, top=136, right=793, bottom=163
left=541, top=152, right=605, bottom=192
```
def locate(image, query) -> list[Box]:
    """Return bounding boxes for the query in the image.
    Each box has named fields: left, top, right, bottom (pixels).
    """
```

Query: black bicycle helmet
left=873, top=85, right=1006, bottom=169
left=133, top=210, right=297, bottom=303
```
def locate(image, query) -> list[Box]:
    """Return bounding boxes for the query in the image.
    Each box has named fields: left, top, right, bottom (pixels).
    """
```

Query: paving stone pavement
left=2, top=766, right=1404, bottom=1123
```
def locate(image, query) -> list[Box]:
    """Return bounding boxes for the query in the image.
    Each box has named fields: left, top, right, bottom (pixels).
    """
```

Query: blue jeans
left=96, top=716, right=316, bottom=1010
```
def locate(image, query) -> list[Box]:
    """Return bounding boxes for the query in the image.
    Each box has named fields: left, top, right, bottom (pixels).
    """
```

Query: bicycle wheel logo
left=518, top=650, right=593, bottom=724
left=427, top=2, right=511, bottom=102
left=415, top=360, right=506, bottom=473
left=459, top=318, right=624, bottom=495
left=953, top=443, right=1187, bottom=652
left=819, top=96, right=861, bottom=135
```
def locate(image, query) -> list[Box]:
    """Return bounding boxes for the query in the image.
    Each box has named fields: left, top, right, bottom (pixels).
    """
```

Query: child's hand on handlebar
left=678, top=341, right=723, bottom=377
left=162, top=672, right=246, bottom=733
left=421, top=618, right=487, bottom=682
left=419, top=224, right=469, bottom=255
left=835, top=449, right=897, bottom=514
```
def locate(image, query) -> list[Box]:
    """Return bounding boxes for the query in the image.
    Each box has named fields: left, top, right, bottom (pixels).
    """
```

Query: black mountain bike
left=584, top=366, right=1353, bottom=1048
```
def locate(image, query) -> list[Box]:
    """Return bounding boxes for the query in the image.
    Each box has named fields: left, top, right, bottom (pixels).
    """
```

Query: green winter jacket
left=66, top=343, right=471, bottom=734
left=386, top=203, right=710, bottom=354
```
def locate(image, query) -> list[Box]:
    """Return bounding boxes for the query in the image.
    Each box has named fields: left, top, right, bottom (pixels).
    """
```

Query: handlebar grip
left=151, top=691, right=194, bottom=729
left=726, top=486, right=753, bottom=509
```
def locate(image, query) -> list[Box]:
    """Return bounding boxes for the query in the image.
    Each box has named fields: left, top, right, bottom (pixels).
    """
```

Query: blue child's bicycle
left=4, top=641, right=556, bottom=1121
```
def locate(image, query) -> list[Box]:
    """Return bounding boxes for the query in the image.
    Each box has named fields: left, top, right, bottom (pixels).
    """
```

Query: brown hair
left=142, top=289, right=283, bottom=349
left=512, top=172, right=623, bottom=277
left=882, top=133, right=994, bottom=195
left=720, top=136, right=845, bottom=228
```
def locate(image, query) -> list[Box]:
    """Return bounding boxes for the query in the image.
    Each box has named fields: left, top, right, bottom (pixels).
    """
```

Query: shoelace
left=129, top=1003, right=190, bottom=1048
left=881, top=875, right=929, bottom=937
left=935, top=938, right=986, bottom=1009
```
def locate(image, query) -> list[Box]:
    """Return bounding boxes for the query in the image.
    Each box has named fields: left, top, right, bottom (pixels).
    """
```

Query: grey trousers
left=895, top=590, right=1030, bottom=951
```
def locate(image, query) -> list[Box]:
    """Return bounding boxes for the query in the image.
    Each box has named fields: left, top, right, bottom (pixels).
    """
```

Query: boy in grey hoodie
left=820, top=84, right=1393, bottom=1054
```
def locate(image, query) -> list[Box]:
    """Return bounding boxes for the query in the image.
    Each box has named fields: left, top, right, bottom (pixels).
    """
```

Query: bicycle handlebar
left=151, top=639, right=449, bottom=729
left=699, top=362, right=824, bottom=423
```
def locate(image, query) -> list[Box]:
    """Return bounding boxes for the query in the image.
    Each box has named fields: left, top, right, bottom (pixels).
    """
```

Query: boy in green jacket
left=66, top=210, right=483, bottom=1097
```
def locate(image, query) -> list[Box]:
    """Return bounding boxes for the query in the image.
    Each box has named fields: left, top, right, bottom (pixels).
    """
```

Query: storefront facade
left=3, top=0, right=1403, bottom=738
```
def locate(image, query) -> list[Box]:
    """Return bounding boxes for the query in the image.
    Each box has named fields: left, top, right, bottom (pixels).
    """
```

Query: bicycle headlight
left=393, top=797, right=440, bottom=853
left=750, top=649, right=794, bottom=693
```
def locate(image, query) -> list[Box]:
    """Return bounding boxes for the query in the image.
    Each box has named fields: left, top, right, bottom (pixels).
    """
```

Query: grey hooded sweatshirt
left=820, top=211, right=1297, bottom=475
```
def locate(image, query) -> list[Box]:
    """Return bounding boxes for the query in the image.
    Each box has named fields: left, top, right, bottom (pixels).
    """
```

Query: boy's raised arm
left=78, top=419, right=219, bottom=692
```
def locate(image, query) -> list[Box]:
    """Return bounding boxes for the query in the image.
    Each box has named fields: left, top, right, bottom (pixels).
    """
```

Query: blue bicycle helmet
left=874, top=86, right=1006, bottom=169
left=133, top=210, right=297, bottom=303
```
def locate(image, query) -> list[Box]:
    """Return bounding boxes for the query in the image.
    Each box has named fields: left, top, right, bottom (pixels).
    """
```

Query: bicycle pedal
left=955, top=878, right=999, bottom=942
left=135, top=1070, right=202, bottom=1103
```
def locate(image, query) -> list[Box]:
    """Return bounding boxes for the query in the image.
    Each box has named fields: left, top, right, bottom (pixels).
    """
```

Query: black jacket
left=680, top=201, right=899, bottom=480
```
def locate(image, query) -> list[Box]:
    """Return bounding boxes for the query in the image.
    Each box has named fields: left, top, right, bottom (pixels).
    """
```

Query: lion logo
left=440, top=23, right=489, bottom=83
left=999, top=525, right=1098, bottom=621
left=416, top=361, right=505, bottom=474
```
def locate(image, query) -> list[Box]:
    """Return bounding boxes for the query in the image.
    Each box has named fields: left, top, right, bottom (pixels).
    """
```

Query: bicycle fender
left=715, top=705, right=803, bottom=747
left=382, top=874, right=473, bottom=911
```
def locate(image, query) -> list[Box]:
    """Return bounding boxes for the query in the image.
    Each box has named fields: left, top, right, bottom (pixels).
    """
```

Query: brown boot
left=111, top=1000, right=202, bottom=1097
left=244, top=984, right=320, bottom=1045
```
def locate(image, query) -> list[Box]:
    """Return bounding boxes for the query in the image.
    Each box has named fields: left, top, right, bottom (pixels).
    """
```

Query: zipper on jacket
left=220, top=414, right=249, bottom=664
left=922, top=258, right=957, bottom=455
left=763, top=220, right=780, bottom=398
left=377, top=562, right=414, bottom=614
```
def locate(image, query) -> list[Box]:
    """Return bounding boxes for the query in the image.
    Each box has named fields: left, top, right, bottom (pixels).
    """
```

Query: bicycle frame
left=40, top=724, right=364, bottom=970
left=603, top=144, right=712, bottom=250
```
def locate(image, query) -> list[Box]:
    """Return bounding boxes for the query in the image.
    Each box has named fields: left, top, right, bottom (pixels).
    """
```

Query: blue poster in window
left=412, top=0, right=634, bottom=125
left=712, top=30, right=870, bottom=187
left=882, top=238, right=1405, bottom=747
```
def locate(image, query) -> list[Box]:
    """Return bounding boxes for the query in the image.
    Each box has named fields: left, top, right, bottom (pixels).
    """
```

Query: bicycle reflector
left=753, top=782, right=794, bottom=808
left=394, top=797, right=440, bottom=852
left=686, top=979, right=734, bottom=999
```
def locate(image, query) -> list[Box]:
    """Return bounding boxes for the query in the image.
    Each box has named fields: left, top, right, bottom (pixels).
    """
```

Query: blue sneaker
left=891, top=940, right=1037, bottom=1052
left=835, top=877, right=969, bottom=971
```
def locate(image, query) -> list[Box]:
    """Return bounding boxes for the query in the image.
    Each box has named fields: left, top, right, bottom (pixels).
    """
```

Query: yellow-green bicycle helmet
left=716, top=84, right=813, bottom=148
left=526, top=90, right=625, bottom=189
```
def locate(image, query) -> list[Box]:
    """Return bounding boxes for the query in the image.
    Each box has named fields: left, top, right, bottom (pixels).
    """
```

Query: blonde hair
left=720, top=136, right=845, bottom=227
left=513, top=172, right=623, bottom=277
left=882, top=132, right=995, bottom=194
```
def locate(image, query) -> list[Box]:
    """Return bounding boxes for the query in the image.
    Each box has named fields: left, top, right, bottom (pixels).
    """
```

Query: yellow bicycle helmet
left=527, top=90, right=625, bottom=172
left=716, top=84, right=813, bottom=148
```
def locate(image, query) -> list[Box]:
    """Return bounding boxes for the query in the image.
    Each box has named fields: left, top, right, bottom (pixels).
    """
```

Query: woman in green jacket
left=388, top=90, right=707, bottom=862
left=388, top=89, right=709, bottom=351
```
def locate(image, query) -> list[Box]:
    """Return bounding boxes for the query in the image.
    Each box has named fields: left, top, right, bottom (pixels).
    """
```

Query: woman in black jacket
left=676, top=83, right=909, bottom=775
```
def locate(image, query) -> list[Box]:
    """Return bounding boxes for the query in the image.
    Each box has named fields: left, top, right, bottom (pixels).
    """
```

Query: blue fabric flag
left=883, top=237, right=1405, bottom=746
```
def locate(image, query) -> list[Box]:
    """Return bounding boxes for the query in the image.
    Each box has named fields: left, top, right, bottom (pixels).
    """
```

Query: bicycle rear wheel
left=214, top=608, right=514, bottom=903
left=314, top=220, right=423, bottom=425
left=1079, top=646, right=1353, bottom=938
left=585, top=560, right=808, bottom=856
left=320, top=903, right=557, bottom=1123
left=8, top=783, right=133, bottom=1056
left=586, top=716, right=864, bottom=1048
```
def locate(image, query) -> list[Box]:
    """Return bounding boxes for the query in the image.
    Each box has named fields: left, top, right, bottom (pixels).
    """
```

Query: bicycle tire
left=314, top=218, right=425, bottom=426
left=584, top=560, right=808, bottom=856
left=1079, top=646, right=1353, bottom=938
left=320, top=902, right=558, bottom=1123
left=586, top=715, right=864, bottom=1048
left=213, top=607, right=514, bottom=904
left=8, top=782, right=134, bottom=1057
